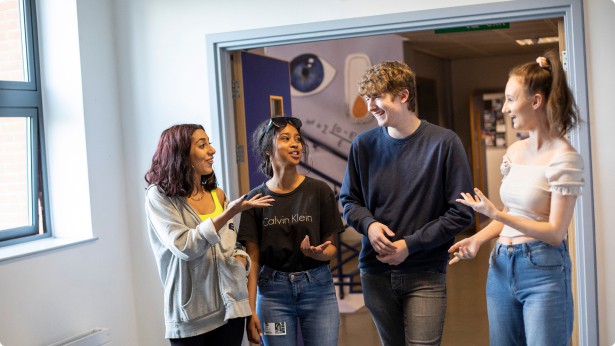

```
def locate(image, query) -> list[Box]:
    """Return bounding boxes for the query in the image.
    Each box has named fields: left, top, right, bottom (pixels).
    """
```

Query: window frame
left=0, top=0, right=51, bottom=247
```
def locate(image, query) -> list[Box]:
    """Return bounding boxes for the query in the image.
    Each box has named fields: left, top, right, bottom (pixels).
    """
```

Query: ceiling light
left=515, top=37, right=559, bottom=46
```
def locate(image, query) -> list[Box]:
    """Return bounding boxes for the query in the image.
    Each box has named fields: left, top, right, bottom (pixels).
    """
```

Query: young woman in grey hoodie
left=145, top=124, right=273, bottom=345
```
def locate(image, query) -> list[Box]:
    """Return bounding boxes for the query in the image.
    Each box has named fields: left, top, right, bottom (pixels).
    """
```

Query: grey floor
left=337, top=230, right=491, bottom=346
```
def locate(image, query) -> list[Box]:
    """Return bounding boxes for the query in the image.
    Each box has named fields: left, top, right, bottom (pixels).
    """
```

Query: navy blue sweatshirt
left=339, top=121, right=474, bottom=273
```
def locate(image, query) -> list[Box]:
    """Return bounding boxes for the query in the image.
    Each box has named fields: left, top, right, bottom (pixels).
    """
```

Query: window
left=0, top=0, right=50, bottom=247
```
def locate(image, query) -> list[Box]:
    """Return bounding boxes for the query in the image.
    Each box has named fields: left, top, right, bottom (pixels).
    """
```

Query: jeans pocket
left=527, top=246, right=564, bottom=269
left=257, top=270, right=272, bottom=288
left=312, top=268, right=334, bottom=286
left=488, top=247, right=496, bottom=267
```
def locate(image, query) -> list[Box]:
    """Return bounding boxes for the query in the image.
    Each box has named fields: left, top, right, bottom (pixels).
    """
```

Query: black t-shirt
left=238, top=176, right=344, bottom=272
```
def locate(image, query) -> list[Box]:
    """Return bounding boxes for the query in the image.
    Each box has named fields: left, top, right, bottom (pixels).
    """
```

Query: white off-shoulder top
left=499, top=152, right=584, bottom=238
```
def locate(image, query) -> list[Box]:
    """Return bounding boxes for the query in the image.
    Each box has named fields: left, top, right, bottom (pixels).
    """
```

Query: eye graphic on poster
left=290, top=54, right=336, bottom=97
left=345, top=53, right=372, bottom=123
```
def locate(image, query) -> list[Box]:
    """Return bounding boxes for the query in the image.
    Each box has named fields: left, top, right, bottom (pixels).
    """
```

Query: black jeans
left=169, top=317, right=246, bottom=346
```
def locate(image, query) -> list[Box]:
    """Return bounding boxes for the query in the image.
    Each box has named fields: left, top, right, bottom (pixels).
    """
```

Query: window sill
left=0, top=236, right=98, bottom=262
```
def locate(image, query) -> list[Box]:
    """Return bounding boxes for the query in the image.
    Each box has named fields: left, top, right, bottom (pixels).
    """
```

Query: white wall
left=0, top=0, right=140, bottom=345
left=0, top=0, right=611, bottom=345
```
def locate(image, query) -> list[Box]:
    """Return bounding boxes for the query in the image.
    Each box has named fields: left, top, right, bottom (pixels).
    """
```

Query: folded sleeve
left=545, top=152, right=584, bottom=196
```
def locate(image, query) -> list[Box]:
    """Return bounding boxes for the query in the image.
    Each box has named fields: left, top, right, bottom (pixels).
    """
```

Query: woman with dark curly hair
left=238, top=116, right=344, bottom=346
left=144, top=123, right=273, bottom=346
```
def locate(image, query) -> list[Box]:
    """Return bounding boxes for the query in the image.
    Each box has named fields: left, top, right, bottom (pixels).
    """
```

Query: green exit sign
left=435, top=23, right=510, bottom=34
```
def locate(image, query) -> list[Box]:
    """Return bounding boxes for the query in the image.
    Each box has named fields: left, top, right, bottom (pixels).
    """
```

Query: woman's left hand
left=456, top=188, right=498, bottom=219
left=228, top=193, right=275, bottom=213
left=300, top=235, right=331, bottom=259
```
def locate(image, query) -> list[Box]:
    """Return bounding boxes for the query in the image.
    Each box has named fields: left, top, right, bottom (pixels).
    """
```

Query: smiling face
left=270, top=124, right=303, bottom=169
left=189, top=129, right=216, bottom=177
left=364, top=90, right=409, bottom=128
left=502, top=76, right=540, bottom=131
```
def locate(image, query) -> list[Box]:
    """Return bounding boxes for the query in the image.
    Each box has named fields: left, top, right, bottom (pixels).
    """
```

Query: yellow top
left=199, top=190, right=224, bottom=221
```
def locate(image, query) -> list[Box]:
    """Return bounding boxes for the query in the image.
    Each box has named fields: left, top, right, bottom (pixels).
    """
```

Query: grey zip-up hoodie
left=145, top=185, right=252, bottom=339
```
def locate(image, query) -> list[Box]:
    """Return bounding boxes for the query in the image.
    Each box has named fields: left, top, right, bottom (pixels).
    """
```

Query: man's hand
left=376, top=239, right=409, bottom=265
left=367, top=222, right=396, bottom=256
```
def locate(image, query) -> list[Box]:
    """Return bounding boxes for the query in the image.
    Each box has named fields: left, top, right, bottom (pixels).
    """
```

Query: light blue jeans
left=256, top=265, right=339, bottom=346
left=487, top=241, right=573, bottom=346
left=360, top=269, right=447, bottom=346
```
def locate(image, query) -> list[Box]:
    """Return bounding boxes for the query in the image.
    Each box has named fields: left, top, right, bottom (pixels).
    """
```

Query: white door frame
left=206, top=1, right=597, bottom=344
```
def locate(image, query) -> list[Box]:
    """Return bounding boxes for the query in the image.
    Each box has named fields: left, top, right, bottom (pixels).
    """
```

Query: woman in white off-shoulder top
left=448, top=50, right=583, bottom=346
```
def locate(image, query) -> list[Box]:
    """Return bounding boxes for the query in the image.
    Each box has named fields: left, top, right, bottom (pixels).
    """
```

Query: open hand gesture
left=228, top=193, right=274, bottom=214
left=300, top=235, right=331, bottom=259
left=448, top=236, right=481, bottom=265
left=456, top=188, right=498, bottom=219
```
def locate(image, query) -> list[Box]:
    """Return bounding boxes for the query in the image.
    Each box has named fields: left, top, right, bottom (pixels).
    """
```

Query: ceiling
left=398, top=18, right=561, bottom=60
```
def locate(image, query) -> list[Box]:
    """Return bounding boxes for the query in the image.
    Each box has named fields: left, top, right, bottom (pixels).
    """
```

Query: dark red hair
left=145, top=124, right=217, bottom=197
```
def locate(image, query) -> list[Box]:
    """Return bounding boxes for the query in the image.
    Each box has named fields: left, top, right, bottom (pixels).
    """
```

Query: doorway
left=206, top=1, right=596, bottom=344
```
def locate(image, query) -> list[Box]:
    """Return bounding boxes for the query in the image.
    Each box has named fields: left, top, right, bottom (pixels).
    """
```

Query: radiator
left=48, top=328, right=111, bottom=346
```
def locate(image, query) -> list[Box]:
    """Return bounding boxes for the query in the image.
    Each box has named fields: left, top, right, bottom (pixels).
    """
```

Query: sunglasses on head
left=264, top=116, right=302, bottom=134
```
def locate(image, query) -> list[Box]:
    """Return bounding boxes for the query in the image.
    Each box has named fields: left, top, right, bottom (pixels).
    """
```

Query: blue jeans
left=256, top=265, right=339, bottom=346
left=360, top=269, right=447, bottom=346
left=487, top=241, right=573, bottom=346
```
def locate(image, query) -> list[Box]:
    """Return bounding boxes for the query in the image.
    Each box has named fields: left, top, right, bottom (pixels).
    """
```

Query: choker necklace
left=189, top=189, right=205, bottom=201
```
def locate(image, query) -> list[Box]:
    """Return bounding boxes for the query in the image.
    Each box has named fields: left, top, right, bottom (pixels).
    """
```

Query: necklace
left=189, top=188, right=205, bottom=201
